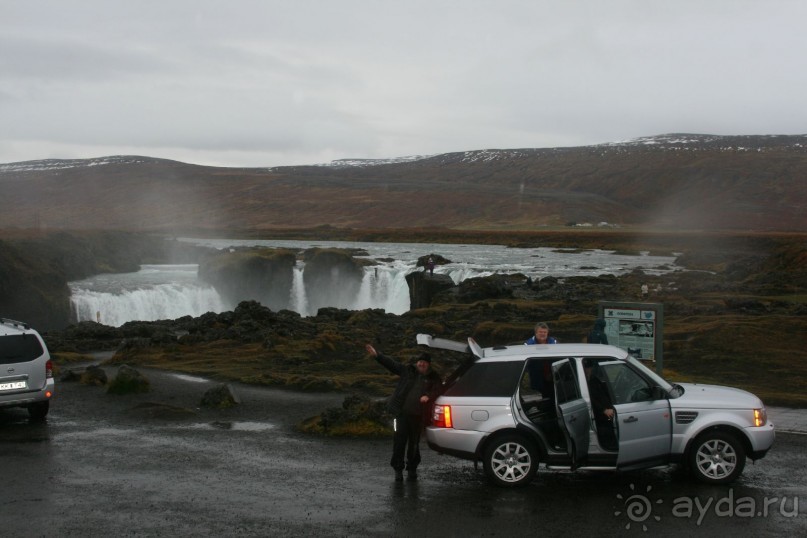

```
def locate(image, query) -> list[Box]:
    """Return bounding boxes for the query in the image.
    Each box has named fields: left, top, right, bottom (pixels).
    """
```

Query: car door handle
left=623, top=416, right=638, bottom=423
left=569, top=416, right=577, bottom=423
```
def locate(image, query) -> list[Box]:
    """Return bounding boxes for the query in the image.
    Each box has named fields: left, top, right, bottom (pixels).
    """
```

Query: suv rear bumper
left=0, top=378, right=54, bottom=408
left=427, top=441, right=477, bottom=461
left=426, top=427, right=485, bottom=458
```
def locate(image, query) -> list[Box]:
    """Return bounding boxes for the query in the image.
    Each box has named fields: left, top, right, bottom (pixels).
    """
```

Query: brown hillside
left=1, top=134, right=805, bottom=232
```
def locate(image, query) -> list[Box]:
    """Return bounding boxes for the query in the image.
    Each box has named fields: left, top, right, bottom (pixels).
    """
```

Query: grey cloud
left=1, top=1, right=807, bottom=167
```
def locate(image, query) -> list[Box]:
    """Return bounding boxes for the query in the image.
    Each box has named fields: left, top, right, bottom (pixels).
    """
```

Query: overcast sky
left=2, top=1, right=805, bottom=168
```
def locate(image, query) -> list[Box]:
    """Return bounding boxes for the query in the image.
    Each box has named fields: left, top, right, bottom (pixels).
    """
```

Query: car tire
left=483, top=434, right=538, bottom=487
left=28, top=400, right=50, bottom=421
left=689, top=431, right=746, bottom=484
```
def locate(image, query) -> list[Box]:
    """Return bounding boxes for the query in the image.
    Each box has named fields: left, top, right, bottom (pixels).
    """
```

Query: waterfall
left=69, top=263, right=416, bottom=326
left=353, top=264, right=411, bottom=315
left=290, top=263, right=310, bottom=316
left=381, top=265, right=412, bottom=314
left=285, top=263, right=413, bottom=316
left=66, top=240, right=682, bottom=325
left=70, top=284, right=225, bottom=327
left=355, top=270, right=375, bottom=311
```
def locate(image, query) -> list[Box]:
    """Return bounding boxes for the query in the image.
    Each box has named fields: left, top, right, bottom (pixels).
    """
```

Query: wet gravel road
left=2, top=365, right=806, bottom=537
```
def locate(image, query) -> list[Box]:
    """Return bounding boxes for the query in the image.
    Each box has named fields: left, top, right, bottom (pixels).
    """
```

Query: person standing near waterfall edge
left=365, top=343, right=442, bottom=481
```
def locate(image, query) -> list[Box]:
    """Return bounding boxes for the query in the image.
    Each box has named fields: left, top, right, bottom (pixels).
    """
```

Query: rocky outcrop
left=200, top=384, right=241, bottom=408
left=0, top=238, right=70, bottom=331
left=198, top=247, right=297, bottom=311
left=301, top=248, right=365, bottom=313
left=80, top=365, right=109, bottom=386
left=299, top=394, right=392, bottom=437
left=416, top=253, right=451, bottom=270
left=432, top=273, right=518, bottom=304
left=0, top=232, right=211, bottom=330
left=107, top=365, right=150, bottom=394
left=405, top=270, right=455, bottom=309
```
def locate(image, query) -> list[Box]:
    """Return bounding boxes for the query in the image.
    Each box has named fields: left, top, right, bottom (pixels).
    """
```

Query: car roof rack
left=0, top=318, right=31, bottom=330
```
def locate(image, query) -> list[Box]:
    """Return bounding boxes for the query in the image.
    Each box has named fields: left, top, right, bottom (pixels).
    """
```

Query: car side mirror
left=631, top=386, right=668, bottom=402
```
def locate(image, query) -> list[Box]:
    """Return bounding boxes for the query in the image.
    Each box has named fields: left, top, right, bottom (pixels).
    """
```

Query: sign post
left=598, top=301, right=664, bottom=374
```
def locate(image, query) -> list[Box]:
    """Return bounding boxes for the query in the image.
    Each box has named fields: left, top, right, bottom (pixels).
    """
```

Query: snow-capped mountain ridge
left=3, top=134, right=805, bottom=172
left=0, top=155, right=155, bottom=173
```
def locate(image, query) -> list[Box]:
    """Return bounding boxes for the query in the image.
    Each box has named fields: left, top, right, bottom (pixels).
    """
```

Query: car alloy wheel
left=690, top=432, right=746, bottom=484
left=484, top=434, right=537, bottom=487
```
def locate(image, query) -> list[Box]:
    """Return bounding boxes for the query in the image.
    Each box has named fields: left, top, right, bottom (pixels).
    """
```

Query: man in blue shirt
left=525, top=322, right=557, bottom=396
left=525, top=322, right=557, bottom=345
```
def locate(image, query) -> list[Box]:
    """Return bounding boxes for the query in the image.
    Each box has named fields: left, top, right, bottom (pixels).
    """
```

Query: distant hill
left=1, top=134, right=806, bottom=232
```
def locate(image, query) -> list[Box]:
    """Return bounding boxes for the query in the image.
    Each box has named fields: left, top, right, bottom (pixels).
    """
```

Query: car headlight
left=753, top=408, right=767, bottom=427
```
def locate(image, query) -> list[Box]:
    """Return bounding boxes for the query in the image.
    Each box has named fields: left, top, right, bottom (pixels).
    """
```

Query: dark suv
left=419, top=335, right=774, bottom=487
left=0, top=318, right=54, bottom=420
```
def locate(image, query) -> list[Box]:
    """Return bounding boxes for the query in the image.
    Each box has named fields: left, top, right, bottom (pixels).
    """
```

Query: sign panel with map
left=598, top=302, right=664, bottom=372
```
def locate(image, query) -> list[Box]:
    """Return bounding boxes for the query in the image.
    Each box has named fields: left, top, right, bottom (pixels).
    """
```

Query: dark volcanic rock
left=44, top=321, right=125, bottom=352
left=405, top=270, right=455, bottom=309
left=200, top=384, right=241, bottom=408
left=416, top=253, right=452, bottom=269
left=198, top=247, right=297, bottom=311
left=80, top=365, right=109, bottom=386
left=432, top=274, right=517, bottom=304
left=107, top=365, right=150, bottom=394
left=302, top=394, right=393, bottom=436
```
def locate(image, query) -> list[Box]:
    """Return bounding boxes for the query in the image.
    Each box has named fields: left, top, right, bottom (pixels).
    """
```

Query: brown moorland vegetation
left=38, top=228, right=807, bottom=412
left=2, top=134, right=807, bottom=233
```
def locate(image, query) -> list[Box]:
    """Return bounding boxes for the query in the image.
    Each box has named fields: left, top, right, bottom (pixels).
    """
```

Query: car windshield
left=627, top=356, right=675, bottom=394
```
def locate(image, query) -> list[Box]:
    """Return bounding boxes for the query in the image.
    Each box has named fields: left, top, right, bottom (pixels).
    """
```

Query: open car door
left=553, top=359, right=590, bottom=468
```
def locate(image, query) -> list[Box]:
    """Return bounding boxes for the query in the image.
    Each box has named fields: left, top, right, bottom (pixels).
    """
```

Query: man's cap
left=416, top=352, right=432, bottom=363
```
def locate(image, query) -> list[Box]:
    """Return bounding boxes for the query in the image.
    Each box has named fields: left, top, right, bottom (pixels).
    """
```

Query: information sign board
left=598, top=301, right=664, bottom=373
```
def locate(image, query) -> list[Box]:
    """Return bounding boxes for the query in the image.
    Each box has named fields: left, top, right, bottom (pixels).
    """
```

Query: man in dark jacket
left=583, top=358, right=617, bottom=450
left=587, top=318, right=609, bottom=344
left=366, top=343, right=442, bottom=481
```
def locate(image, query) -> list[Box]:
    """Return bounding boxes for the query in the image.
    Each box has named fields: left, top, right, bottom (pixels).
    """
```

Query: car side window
left=443, top=361, right=524, bottom=397
left=554, top=360, right=581, bottom=404
left=601, top=363, right=654, bottom=404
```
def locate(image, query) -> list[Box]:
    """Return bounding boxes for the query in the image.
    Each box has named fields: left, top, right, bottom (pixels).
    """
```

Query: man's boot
left=394, top=469, right=404, bottom=482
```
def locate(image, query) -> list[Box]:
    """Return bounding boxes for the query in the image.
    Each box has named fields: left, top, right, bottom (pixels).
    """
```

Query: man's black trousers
left=391, top=413, right=422, bottom=471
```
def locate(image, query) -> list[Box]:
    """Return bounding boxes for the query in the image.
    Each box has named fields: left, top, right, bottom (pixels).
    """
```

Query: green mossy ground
left=39, top=229, right=807, bottom=434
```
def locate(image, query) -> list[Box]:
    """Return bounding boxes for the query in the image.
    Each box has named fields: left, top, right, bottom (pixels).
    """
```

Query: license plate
left=0, top=381, right=27, bottom=391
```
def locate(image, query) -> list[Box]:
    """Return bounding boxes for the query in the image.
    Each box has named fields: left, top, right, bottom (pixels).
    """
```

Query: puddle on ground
left=168, top=373, right=211, bottom=383
left=183, top=421, right=275, bottom=432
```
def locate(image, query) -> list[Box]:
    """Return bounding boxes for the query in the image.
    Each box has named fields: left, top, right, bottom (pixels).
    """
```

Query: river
left=69, top=238, right=680, bottom=326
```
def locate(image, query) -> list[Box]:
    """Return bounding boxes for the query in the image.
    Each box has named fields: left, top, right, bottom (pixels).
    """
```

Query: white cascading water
left=70, top=284, right=225, bottom=327
left=290, top=262, right=310, bottom=316
left=70, top=263, right=417, bottom=326
left=354, top=263, right=412, bottom=314
left=68, top=240, right=682, bottom=327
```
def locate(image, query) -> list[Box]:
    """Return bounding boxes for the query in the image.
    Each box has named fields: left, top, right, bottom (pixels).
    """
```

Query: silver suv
left=419, top=335, right=774, bottom=487
left=0, top=318, right=54, bottom=420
